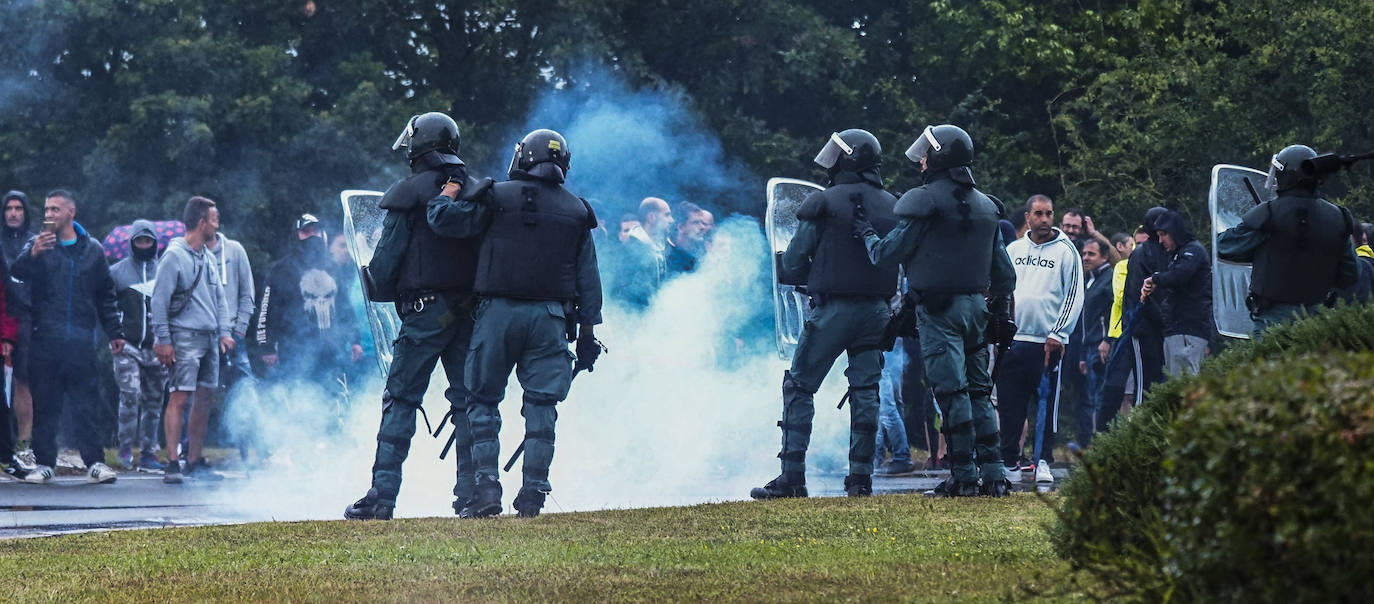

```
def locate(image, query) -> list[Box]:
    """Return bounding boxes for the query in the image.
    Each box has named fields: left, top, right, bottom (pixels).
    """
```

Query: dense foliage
left=1, top=0, right=1371, bottom=273
left=1053, top=303, right=1374, bottom=601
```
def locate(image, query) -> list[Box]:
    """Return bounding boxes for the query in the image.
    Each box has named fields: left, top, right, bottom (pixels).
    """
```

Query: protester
left=998, top=194, right=1083, bottom=484
left=1141, top=209, right=1212, bottom=377
left=1, top=190, right=36, bottom=474
left=108, top=220, right=169, bottom=471
left=11, top=189, right=122, bottom=485
left=152, top=196, right=233, bottom=484
left=666, top=201, right=715, bottom=275
left=617, top=197, right=673, bottom=307
left=1075, top=237, right=1114, bottom=447
left=873, top=347, right=915, bottom=475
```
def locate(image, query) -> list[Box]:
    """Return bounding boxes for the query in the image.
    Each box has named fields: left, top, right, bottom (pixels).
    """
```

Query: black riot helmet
left=392, top=112, right=461, bottom=162
left=1265, top=144, right=1320, bottom=193
left=813, top=129, right=882, bottom=175
left=905, top=124, right=974, bottom=172
left=508, top=129, right=571, bottom=181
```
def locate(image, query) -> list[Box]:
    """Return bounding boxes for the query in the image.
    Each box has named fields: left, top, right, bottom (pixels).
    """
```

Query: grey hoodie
left=206, top=233, right=255, bottom=335
left=150, top=236, right=231, bottom=345
left=110, top=220, right=160, bottom=347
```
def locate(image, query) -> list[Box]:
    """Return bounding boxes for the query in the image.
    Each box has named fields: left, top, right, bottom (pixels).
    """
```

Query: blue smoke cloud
left=491, top=65, right=761, bottom=219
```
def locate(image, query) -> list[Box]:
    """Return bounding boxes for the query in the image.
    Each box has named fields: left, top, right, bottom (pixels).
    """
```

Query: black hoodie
left=1122, top=207, right=1171, bottom=328
left=1, top=190, right=33, bottom=316
left=1150, top=210, right=1212, bottom=340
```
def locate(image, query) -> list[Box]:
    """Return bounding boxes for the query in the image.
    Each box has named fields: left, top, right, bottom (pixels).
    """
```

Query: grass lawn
left=1, top=493, right=1088, bottom=602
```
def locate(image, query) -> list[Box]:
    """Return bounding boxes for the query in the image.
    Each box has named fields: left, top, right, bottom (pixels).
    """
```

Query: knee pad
left=974, top=431, right=1000, bottom=448
left=777, top=421, right=812, bottom=437
left=523, top=392, right=560, bottom=407
left=524, top=429, right=556, bottom=445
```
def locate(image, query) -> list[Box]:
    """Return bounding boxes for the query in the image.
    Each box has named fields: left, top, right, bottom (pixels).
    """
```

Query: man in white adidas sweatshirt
left=997, top=195, right=1083, bottom=483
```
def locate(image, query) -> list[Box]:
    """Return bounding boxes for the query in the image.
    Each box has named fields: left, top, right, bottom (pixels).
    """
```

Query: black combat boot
left=344, top=488, right=394, bottom=520
left=459, top=481, right=502, bottom=518
left=451, top=497, right=470, bottom=516
left=750, top=472, right=808, bottom=500
left=979, top=477, right=1012, bottom=498
left=513, top=487, right=547, bottom=518
left=844, top=474, right=872, bottom=497
left=923, top=478, right=978, bottom=498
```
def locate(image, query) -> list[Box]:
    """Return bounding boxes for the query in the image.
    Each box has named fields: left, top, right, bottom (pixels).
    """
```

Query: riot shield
left=766, top=177, right=824, bottom=360
left=340, top=189, right=402, bottom=377
left=1209, top=164, right=1270, bottom=339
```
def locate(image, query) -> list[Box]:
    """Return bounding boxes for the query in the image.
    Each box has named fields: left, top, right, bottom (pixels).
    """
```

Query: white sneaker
left=1004, top=465, right=1022, bottom=482
left=1035, top=459, right=1054, bottom=483
left=14, top=448, right=37, bottom=471
left=57, top=450, right=86, bottom=470
left=23, top=464, right=53, bottom=484
left=88, top=462, right=118, bottom=484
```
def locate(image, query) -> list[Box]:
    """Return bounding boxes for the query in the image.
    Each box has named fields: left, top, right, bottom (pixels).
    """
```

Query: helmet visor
left=904, top=126, right=942, bottom=164
left=391, top=116, right=417, bottom=151
left=1264, top=154, right=1281, bottom=191
left=507, top=142, right=523, bottom=175
left=812, top=132, right=855, bottom=169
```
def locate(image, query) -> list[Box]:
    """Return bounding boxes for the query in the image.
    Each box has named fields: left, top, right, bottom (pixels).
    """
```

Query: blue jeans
left=874, top=348, right=912, bottom=465
left=1077, top=358, right=1104, bottom=448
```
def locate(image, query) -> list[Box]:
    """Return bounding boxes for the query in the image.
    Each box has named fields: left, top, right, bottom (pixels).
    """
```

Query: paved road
left=0, top=467, right=1065, bottom=539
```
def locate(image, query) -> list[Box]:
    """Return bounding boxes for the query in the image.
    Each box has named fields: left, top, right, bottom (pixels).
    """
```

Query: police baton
left=502, top=346, right=603, bottom=472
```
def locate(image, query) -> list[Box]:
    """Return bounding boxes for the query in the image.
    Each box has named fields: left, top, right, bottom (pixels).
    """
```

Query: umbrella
left=102, top=220, right=186, bottom=261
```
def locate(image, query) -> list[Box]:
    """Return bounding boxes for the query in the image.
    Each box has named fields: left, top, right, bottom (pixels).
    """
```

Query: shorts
left=10, top=317, right=30, bottom=380
left=169, top=329, right=220, bottom=392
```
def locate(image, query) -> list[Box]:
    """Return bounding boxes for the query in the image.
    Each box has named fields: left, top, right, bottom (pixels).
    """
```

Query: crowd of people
left=0, top=189, right=369, bottom=485
left=3, top=116, right=1370, bottom=516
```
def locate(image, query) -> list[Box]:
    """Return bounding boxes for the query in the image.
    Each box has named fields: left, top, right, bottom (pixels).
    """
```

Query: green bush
left=1160, top=351, right=1374, bottom=602
left=1052, top=303, right=1374, bottom=599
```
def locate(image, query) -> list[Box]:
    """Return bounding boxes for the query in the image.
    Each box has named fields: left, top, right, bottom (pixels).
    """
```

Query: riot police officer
left=345, top=112, right=481, bottom=520
left=1218, top=144, right=1360, bottom=333
left=426, top=129, right=603, bottom=518
left=750, top=129, right=898, bottom=500
left=859, top=124, right=1017, bottom=497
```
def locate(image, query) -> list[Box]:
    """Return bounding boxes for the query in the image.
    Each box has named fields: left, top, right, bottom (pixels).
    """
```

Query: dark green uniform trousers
left=465, top=299, right=575, bottom=496
left=916, top=293, right=1003, bottom=485
left=1252, top=302, right=1319, bottom=335
left=778, top=297, right=888, bottom=477
left=371, top=292, right=476, bottom=508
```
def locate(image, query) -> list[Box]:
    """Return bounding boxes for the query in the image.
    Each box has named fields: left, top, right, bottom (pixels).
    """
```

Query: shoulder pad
left=579, top=197, right=599, bottom=230
left=893, top=186, right=936, bottom=218
left=985, top=193, right=1007, bottom=219
left=377, top=176, right=421, bottom=211
left=459, top=176, right=496, bottom=202
left=1241, top=201, right=1271, bottom=230
left=796, top=191, right=827, bottom=220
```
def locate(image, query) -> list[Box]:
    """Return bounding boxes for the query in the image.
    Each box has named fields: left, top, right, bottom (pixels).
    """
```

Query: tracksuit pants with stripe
left=995, top=340, right=1062, bottom=465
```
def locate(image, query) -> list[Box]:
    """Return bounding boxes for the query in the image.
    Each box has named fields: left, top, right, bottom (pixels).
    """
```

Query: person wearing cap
left=254, top=213, right=363, bottom=412
left=108, top=220, right=170, bottom=471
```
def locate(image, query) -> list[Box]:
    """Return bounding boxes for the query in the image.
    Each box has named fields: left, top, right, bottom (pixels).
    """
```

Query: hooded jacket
left=1149, top=210, right=1212, bottom=340
left=1006, top=227, right=1084, bottom=344
left=109, top=220, right=160, bottom=348
left=1123, top=208, right=1171, bottom=329
left=1, top=190, right=33, bottom=316
left=11, top=222, right=122, bottom=343
left=150, top=236, right=231, bottom=345
left=255, top=235, right=360, bottom=357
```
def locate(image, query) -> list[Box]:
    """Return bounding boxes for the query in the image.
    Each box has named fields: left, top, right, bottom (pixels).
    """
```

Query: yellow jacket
left=1357, top=244, right=1373, bottom=259
left=1108, top=258, right=1129, bottom=339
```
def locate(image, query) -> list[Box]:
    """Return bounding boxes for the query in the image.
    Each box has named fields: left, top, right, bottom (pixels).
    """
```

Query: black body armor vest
left=1243, top=192, right=1354, bottom=305
left=894, top=176, right=1001, bottom=294
left=797, top=181, right=899, bottom=297
left=474, top=178, right=592, bottom=300
left=379, top=168, right=480, bottom=295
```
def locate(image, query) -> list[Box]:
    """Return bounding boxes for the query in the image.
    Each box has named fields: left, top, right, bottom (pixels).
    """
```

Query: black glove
left=986, top=295, right=1016, bottom=346
left=574, top=334, right=603, bottom=373
left=851, top=201, right=876, bottom=239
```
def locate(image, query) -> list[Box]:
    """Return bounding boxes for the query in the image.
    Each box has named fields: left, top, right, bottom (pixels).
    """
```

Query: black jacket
left=10, top=223, right=123, bottom=343
left=255, top=235, right=360, bottom=358
left=1, top=190, right=33, bottom=316
left=1123, top=209, right=1171, bottom=329
left=1078, top=262, right=1114, bottom=365
left=1151, top=211, right=1212, bottom=339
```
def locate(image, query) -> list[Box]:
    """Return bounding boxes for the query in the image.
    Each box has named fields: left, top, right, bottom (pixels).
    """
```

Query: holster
left=564, top=301, right=579, bottom=343
left=1245, top=293, right=1275, bottom=314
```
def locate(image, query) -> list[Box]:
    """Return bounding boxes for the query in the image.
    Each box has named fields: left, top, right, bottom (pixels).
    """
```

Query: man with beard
left=666, top=201, right=715, bottom=275
left=345, top=112, right=480, bottom=520
left=15, top=190, right=124, bottom=485
left=109, top=220, right=169, bottom=471
left=749, top=129, right=898, bottom=500
left=858, top=125, right=1017, bottom=498
left=1, top=191, right=36, bottom=475
left=618, top=197, right=674, bottom=307
left=1219, top=144, right=1360, bottom=333
left=427, top=128, right=603, bottom=518
left=255, top=214, right=363, bottom=388
left=1141, top=209, right=1212, bottom=376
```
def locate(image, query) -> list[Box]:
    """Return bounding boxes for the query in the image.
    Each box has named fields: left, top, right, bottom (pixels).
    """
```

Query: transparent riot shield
left=1209, top=165, right=1270, bottom=339
left=339, top=189, right=402, bottom=377
left=766, top=177, right=824, bottom=360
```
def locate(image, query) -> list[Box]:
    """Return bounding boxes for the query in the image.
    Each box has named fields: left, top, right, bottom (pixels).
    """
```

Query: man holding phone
left=11, top=189, right=125, bottom=484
